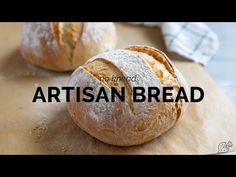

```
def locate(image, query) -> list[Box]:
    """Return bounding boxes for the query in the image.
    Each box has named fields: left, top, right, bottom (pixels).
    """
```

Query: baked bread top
left=67, top=45, right=188, bottom=146
left=20, top=22, right=117, bottom=71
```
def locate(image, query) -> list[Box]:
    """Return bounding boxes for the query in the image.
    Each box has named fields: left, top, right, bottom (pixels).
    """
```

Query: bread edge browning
left=126, top=45, right=188, bottom=119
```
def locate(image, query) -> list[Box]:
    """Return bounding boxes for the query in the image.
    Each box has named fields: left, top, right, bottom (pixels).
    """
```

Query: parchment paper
left=0, top=23, right=236, bottom=154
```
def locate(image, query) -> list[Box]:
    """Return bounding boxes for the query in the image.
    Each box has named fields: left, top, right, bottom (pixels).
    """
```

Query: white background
left=205, top=23, right=236, bottom=155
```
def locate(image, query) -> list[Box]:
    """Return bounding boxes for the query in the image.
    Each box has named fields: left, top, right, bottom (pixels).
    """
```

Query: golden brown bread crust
left=20, top=22, right=117, bottom=71
left=67, top=45, right=188, bottom=146
left=83, top=59, right=133, bottom=108
left=126, top=45, right=188, bottom=118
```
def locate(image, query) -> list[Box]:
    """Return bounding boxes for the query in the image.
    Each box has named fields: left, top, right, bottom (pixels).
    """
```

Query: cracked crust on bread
left=67, top=45, right=188, bottom=146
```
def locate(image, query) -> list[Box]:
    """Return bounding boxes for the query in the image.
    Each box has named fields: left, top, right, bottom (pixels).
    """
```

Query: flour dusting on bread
left=67, top=46, right=188, bottom=146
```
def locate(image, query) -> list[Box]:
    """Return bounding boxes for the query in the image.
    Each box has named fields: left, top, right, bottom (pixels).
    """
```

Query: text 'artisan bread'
left=67, top=45, right=188, bottom=146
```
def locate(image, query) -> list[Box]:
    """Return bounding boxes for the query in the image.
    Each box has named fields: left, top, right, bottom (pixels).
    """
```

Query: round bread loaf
left=20, top=22, right=117, bottom=71
left=67, top=45, right=188, bottom=146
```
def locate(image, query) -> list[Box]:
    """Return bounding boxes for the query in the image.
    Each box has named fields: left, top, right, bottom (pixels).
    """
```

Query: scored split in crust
left=126, top=45, right=183, bottom=119
left=51, top=22, right=84, bottom=67
left=67, top=45, right=188, bottom=146
left=82, top=45, right=183, bottom=120
left=20, top=22, right=117, bottom=71
left=83, top=59, right=133, bottom=108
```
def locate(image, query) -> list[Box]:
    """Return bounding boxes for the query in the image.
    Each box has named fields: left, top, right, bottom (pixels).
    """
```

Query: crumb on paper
left=31, top=119, right=48, bottom=143
left=61, top=146, right=68, bottom=152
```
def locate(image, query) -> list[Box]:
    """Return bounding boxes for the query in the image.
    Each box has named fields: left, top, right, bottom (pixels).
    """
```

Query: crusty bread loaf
left=20, top=22, right=117, bottom=71
left=67, top=45, right=188, bottom=146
